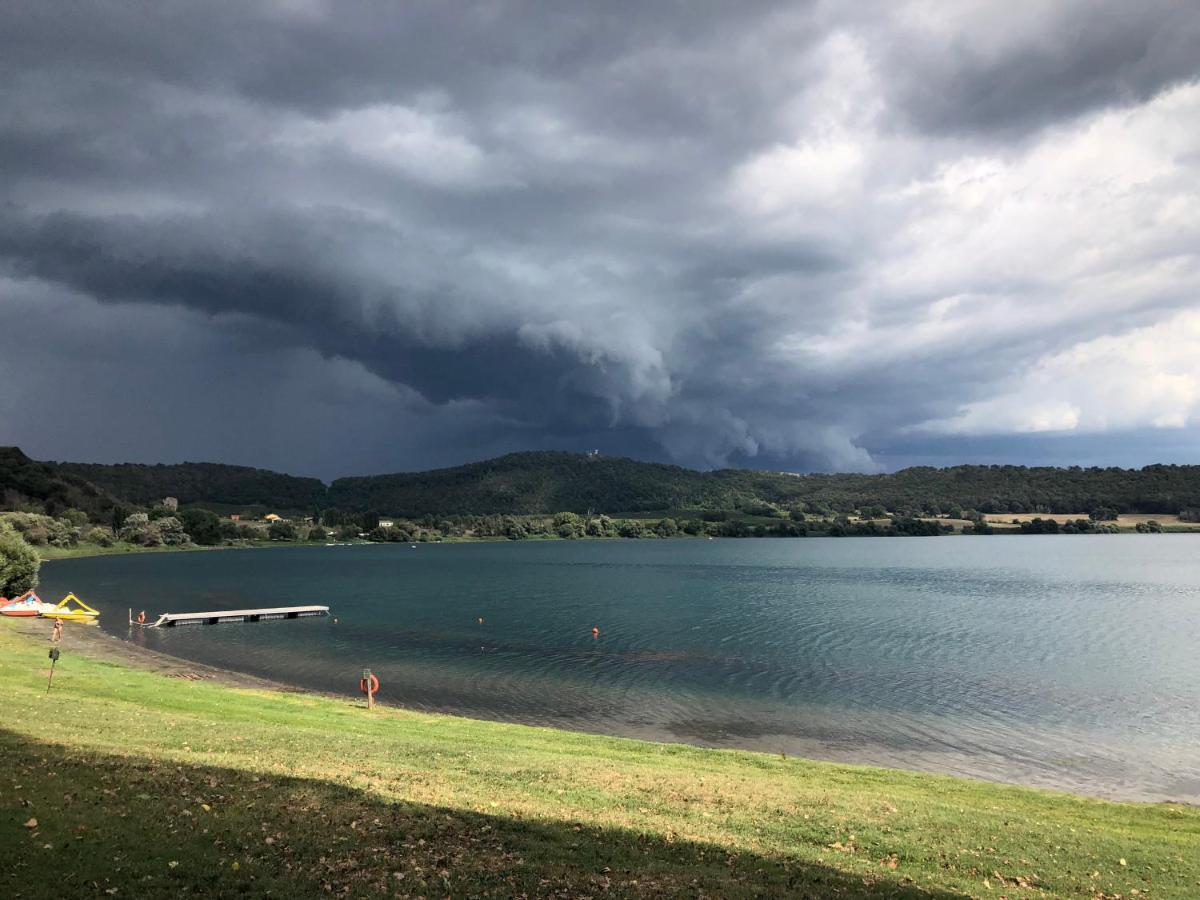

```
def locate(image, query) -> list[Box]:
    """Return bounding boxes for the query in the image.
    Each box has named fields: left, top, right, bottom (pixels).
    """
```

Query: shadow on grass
left=0, top=728, right=960, bottom=899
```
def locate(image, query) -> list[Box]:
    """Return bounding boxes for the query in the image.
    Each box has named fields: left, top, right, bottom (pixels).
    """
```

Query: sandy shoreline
left=5, top=615, right=301, bottom=693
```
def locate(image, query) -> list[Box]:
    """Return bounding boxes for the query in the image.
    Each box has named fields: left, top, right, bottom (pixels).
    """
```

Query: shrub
left=155, top=516, right=190, bottom=545
left=0, top=522, right=40, bottom=597
left=268, top=520, right=298, bottom=541
left=84, top=526, right=115, bottom=547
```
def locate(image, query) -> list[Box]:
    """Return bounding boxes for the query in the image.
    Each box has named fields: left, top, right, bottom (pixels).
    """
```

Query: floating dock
left=141, top=605, right=330, bottom=628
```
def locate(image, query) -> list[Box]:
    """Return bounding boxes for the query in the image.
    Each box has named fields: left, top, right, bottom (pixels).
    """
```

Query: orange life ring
left=359, top=673, right=380, bottom=695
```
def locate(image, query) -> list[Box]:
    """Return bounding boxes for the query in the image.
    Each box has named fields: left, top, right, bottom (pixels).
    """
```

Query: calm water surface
left=39, top=537, right=1200, bottom=802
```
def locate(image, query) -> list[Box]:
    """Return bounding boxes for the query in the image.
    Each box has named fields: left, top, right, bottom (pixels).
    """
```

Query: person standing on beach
left=51, top=617, right=63, bottom=643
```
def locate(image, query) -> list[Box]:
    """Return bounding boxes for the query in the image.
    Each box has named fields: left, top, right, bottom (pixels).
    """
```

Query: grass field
left=1, top=625, right=1197, bottom=898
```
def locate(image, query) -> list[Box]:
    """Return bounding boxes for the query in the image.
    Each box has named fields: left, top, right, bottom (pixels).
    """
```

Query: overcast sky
left=2, top=1, right=1198, bottom=479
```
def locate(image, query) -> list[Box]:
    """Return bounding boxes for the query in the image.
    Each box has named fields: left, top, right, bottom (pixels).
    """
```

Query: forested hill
left=327, top=452, right=723, bottom=515
left=16, top=449, right=1200, bottom=517
left=46, top=459, right=327, bottom=512
left=326, top=451, right=1200, bottom=517
left=0, top=447, right=128, bottom=522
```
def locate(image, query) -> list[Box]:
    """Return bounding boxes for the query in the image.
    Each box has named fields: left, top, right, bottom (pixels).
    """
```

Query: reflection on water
left=39, top=536, right=1200, bottom=802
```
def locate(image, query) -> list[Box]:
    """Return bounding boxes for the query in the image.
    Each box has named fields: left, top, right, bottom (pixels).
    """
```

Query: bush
left=118, top=512, right=155, bottom=545
left=84, top=526, right=115, bottom=547
left=617, top=520, right=645, bottom=538
left=155, top=516, right=190, bottom=545
left=1, top=512, right=76, bottom=547
left=118, top=512, right=191, bottom=546
left=0, top=522, right=40, bottom=597
left=268, top=520, right=298, bottom=541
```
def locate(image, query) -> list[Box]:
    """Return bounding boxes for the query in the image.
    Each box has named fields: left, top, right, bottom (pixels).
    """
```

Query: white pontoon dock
left=137, top=605, right=330, bottom=628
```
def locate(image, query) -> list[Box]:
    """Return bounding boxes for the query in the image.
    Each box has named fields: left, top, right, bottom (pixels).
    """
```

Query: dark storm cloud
left=874, top=1, right=1200, bottom=136
left=1, top=0, right=1198, bottom=477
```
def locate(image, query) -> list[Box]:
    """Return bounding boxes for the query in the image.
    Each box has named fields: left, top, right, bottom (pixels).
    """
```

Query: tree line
left=10, top=447, right=1200, bottom=524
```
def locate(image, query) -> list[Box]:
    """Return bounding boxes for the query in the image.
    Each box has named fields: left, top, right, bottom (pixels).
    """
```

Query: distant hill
left=46, top=460, right=327, bottom=513
left=0, top=447, right=128, bottom=524
left=327, top=451, right=730, bottom=515
left=18, top=449, right=1200, bottom=518
left=327, top=451, right=1200, bottom=517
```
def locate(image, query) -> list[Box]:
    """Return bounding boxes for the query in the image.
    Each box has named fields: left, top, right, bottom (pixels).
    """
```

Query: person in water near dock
left=137, top=610, right=146, bottom=625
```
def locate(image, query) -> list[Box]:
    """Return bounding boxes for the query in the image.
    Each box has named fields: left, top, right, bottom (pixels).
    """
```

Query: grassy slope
left=1, top=626, right=1197, bottom=899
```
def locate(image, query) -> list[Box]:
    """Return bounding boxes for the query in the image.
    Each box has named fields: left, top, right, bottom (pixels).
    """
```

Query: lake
left=38, top=536, right=1200, bottom=802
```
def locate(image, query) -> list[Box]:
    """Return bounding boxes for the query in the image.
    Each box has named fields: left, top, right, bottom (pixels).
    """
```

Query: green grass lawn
left=1, top=625, right=1196, bottom=898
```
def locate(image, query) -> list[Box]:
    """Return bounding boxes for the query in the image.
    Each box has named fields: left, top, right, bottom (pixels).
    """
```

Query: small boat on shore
left=0, top=591, right=55, bottom=617
left=42, top=592, right=101, bottom=623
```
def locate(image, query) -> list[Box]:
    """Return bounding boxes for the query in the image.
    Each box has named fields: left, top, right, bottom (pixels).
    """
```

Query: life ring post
left=359, top=669, right=379, bottom=709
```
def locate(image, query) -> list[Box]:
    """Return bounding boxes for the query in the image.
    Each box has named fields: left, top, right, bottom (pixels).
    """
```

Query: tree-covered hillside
left=47, top=460, right=326, bottom=512
left=18, top=449, right=1200, bottom=518
left=328, top=451, right=1200, bottom=517
left=0, top=447, right=128, bottom=524
left=327, top=452, right=725, bottom=515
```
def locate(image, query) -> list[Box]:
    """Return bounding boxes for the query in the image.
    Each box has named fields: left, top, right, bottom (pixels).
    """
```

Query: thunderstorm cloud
left=1, top=1, right=1198, bottom=477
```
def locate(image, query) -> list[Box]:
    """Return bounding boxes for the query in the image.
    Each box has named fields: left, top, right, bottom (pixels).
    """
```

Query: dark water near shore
left=40, top=537, right=1200, bottom=801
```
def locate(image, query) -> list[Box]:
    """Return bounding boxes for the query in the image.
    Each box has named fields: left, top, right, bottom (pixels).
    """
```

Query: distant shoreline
left=36, top=516, right=1200, bottom=564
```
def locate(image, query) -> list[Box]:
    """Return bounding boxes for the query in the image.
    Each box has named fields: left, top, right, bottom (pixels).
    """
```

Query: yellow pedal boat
left=42, top=592, right=100, bottom=623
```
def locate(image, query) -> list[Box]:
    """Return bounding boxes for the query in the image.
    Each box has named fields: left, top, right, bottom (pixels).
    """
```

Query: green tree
left=268, top=520, right=298, bottom=541
left=179, top=508, right=222, bottom=545
left=154, top=516, right=191, bottom=545
left=0, top=522, right=40, bottom=597
left=118, top=513, right=155, bottom=545
left=618, top=520, right=645, bottom=538
left=84, top=526, right=115, bottom=547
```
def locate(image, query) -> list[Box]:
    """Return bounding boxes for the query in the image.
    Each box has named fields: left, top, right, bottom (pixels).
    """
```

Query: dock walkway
left=140, top=606, right=330, bottom=628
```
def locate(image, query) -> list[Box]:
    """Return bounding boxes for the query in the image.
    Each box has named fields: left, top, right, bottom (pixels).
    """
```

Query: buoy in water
left=478, top=617, right=484, bottom=624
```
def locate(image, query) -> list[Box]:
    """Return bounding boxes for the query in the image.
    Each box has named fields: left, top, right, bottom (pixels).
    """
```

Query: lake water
left=38, top=537, right=1200, bottom=802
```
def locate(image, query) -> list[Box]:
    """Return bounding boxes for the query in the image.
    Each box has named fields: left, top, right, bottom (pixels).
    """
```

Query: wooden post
left=46, top=648, right=60, bottom=693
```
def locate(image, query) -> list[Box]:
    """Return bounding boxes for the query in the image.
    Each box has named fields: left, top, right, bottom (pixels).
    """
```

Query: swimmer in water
left=592, top=626, right=600, bottom=637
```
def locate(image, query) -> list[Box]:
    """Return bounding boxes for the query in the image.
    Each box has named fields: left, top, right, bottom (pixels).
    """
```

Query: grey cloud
left=874, top=1, right=1200, bottom=136
left=1, top=1, right=1198, bottom=476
